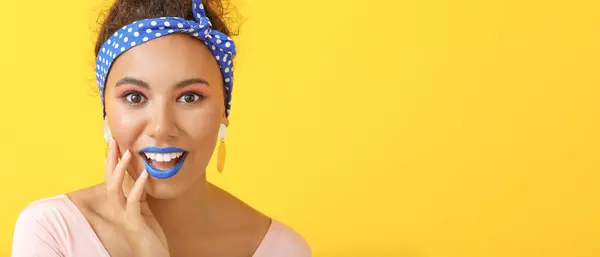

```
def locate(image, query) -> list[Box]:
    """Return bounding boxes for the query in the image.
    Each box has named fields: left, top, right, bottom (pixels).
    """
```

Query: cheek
left=175, top=109, right=221, bottom=157
left=180, top=109, right=221, bottom=140
left=107, top=109, right=144, bottom=152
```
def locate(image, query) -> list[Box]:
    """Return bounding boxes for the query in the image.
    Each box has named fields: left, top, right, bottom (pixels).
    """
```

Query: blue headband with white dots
left=95, top=0, right=237, bottom=117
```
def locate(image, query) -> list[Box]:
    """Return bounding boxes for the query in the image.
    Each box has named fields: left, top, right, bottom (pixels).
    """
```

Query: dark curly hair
left=94, top=0, right=240, bottom=57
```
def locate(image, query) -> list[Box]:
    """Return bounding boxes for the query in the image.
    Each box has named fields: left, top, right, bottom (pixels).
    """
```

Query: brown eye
left=184, top=94, right=195, bottom=102
left=177, top=93, right=203, bottom=103
left=124, top=92, right=147, bottom=104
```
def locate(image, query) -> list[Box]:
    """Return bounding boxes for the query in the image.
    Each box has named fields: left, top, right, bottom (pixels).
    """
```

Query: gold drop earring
left=217, top=123, right=227, bottom=173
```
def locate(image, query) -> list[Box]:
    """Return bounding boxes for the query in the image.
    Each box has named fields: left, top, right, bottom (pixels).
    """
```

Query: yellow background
left=0, top=0, right=599, bottom=256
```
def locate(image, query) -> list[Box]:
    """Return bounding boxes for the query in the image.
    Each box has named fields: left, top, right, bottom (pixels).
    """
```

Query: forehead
left=106, top=34, right=223, bottom=88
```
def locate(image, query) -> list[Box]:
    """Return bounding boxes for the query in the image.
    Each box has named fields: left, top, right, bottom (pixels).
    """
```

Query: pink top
left=11, top=195, right=311, bottom=257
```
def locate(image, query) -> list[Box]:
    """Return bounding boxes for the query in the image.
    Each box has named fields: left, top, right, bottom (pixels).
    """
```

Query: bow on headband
left=95, top=0, right=237, bottom=117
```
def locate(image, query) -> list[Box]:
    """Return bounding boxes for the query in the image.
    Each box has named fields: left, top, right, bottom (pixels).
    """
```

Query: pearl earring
left=217, top=123, right=227, bottom=173
left=103, top=122, right=112, bottom=142
left=103, top=122, right=112, bottom=159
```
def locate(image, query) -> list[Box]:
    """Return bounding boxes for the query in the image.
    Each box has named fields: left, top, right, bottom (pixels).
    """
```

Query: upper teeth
left=144, top=152, right=184, bottom=162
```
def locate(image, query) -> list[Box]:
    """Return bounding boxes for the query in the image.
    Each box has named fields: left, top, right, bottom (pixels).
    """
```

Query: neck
left=145, top=173, right=215, bottom=237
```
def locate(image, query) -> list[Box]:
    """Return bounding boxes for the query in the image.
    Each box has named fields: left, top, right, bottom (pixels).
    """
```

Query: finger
left=126, top=170, right=149, bottom=218
left=107, top=149, right=132, bottom=207
left=104, top=137, right=119, bottom=181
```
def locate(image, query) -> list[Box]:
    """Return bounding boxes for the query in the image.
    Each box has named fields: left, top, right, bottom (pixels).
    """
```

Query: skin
left=67, top=34, right=271, bottom=257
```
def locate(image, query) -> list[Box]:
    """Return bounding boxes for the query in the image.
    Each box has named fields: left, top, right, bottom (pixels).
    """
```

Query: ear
left=221, top=111, right=229, bottom=127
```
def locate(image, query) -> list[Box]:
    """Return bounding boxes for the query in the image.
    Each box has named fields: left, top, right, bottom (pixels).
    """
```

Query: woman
left=11, top=0, right=311, bottom=256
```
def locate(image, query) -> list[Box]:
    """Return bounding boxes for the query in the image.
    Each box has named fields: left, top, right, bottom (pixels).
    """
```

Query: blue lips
left=140, top=147, right=187, bottom=179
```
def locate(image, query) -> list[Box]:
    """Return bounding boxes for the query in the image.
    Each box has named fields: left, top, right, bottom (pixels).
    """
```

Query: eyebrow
left=115, top=77, right=149, bottom=89
left=115, top=77, right=211, bottom=89
left=174, top=78, right=211, bottom=89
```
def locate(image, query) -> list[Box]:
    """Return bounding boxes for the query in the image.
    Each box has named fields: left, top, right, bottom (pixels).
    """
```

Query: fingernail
left=123, top=149, right=131, bottom=158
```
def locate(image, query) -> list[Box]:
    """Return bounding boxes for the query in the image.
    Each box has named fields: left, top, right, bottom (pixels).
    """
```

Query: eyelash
left=119, top=91, right=205, bottom=105
left=121, top=91, right=147, bottom=105
left=176, top=92, right=205, bottom=103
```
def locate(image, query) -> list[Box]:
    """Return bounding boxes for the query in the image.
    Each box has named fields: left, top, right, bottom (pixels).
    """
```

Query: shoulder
left=17, top=186, right=104, bottom=226
left=254, top=219, right=312, bottom=257
left=12, top=194, right=80, bottom=255
left=14, top=194, right=76, bottom=228
left=13, top=185, right=104, bottom=239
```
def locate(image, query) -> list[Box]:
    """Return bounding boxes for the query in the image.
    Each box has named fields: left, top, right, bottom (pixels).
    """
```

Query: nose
left=145, top=100, right=179, bottom=140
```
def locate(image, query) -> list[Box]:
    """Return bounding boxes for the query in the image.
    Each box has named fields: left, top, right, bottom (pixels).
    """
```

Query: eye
left=123, top=92, right=147, bottom=104
left=177, top=92, right=203, bottom=103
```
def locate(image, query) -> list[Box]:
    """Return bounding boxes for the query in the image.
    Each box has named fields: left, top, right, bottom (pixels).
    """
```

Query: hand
left=105, top=137, right=170, bottom=257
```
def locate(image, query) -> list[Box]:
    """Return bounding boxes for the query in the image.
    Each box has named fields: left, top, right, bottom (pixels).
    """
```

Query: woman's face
left=103, top=34, right=227, bottom=199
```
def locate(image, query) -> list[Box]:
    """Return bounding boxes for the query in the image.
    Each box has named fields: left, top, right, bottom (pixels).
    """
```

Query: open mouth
left=139, top=147, right=188, bottom=179
left=141, top=151, right=187, bottom=170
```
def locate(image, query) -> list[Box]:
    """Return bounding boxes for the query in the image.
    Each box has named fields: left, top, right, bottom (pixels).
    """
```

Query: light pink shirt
left=11, top=195, right=311, bottom=257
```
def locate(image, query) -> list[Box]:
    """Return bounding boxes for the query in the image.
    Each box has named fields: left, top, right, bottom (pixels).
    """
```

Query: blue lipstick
left=140, top=147, right=187, bottom=179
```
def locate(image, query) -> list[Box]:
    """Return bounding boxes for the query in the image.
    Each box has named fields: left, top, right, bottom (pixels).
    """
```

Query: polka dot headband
left=95, top=0, right=237, bottom=117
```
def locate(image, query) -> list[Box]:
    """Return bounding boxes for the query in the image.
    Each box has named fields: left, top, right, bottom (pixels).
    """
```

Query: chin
left=139, top=164, right=207, bottom=200
left=127, top=150, right=209, bottom=199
